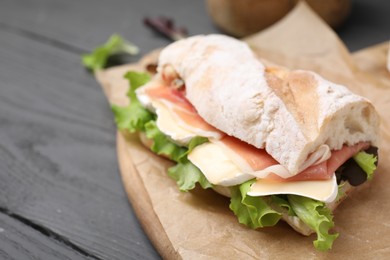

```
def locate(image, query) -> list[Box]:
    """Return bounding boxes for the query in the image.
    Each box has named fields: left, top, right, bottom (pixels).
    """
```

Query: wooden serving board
left=97, top=3, right=390, bottom=259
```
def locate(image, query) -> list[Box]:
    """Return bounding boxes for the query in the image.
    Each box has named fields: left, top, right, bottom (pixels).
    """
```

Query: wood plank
left=0, top=212, right=86, bottom=260
left=0, top=0, right=219, bottom=56
left=0, top=0, right=389, bottom=54
left=0, top=28, right=159, bottom=259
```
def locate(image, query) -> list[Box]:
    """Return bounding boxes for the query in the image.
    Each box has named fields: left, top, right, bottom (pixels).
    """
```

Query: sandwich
left=112, top=34, right=379, bottom=251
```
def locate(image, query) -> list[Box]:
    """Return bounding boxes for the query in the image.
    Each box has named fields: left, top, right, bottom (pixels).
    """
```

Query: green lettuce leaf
left=177, top=136, right=208, bottom=162
left=124, top=71, right=151, bottom=102
left=112, top=103, right=154, bottom=132
left=353, top=151, right=378, bottom=180
left=229, top=180, right=282, bottom=229
left=288, top=195, right=338, bottom=251
left=112, top=71, right=153, bottom=132
left=144, top=121, right=187, bottom=162
left=271, top=195, right=295, bottom=216
left=336, top=182, right=347, bottom=201
left=82, top=34, right=139, bottom=71
left=168, top=160, right=213, bottom=191
left=164, top=136, right=211, bottom=191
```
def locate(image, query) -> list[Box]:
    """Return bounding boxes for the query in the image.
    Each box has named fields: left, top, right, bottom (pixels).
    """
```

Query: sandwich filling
left=137, top=79, right=374, bottom=204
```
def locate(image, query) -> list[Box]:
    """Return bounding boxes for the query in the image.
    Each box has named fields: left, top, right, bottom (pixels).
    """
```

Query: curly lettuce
left=112, top=71, right=154, bottom=132
left=230, top=180, right=282, bottom=229
left=82, top=34, right=139, bottom=72
left=123, top=71, right=151, bottom=100
left=229, top=180, right=337, bottom=251
left=271, top=195, right=295, bottom=216
left=144, top=121, right=212, bottom=190
left=144, top=120, right=187, bottom=162
left=353, top=151, right=378, bottom=180
left=168, top=160, right=213, bottom=191
left=288, top=195, right=338, bottom=251
left=112, top=103, right=153, bottom=132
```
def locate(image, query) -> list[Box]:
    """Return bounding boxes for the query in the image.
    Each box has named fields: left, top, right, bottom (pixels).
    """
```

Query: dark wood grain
left=0, top=0, right=219, bottom=57
left=0, top=28, right=159, bottom=259
left=1, top=0, right=389, bottom=55
left=0, top=1, right=220, bottom=258
left=0, top=212, right=88, bottom=260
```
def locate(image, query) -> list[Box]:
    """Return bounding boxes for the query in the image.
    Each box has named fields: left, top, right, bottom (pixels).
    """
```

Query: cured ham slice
left=216, top=135, right=368, bottom=182
left=264, top=142, right=370, bottom=182
left=145, top=84, right=222, bottom=134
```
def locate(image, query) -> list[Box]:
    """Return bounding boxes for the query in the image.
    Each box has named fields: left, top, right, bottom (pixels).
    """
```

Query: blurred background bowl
left=206, top=0, right=351, bottom=37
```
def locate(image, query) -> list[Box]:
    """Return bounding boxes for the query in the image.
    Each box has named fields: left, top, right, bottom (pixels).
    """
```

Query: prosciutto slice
left=218, top=136, right=369, bottom=182
left=145, top=84, right=221, bottom=133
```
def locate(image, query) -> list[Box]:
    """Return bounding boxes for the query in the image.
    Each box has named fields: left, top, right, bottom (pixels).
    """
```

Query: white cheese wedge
left=188, top=142, right=338, bottom=203
left=153, top=100, right=197, bottom=145
left=248, top=175, right=338, bottom=203
left=212, top=139, right=331, bottom=179
left=188, top=142, right=253, bottom=186
left=137, top=85, right=221, bottom=145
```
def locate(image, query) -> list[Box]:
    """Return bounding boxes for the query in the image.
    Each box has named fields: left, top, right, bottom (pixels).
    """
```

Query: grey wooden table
left=0, top=0, right=389, bottom=259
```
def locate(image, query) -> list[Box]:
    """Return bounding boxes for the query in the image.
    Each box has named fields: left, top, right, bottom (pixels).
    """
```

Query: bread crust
left=157, top=35, right=379, bottom=174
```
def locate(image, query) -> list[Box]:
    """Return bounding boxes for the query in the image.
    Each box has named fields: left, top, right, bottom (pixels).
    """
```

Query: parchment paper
left=96, top=2, right=390, bottom=259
